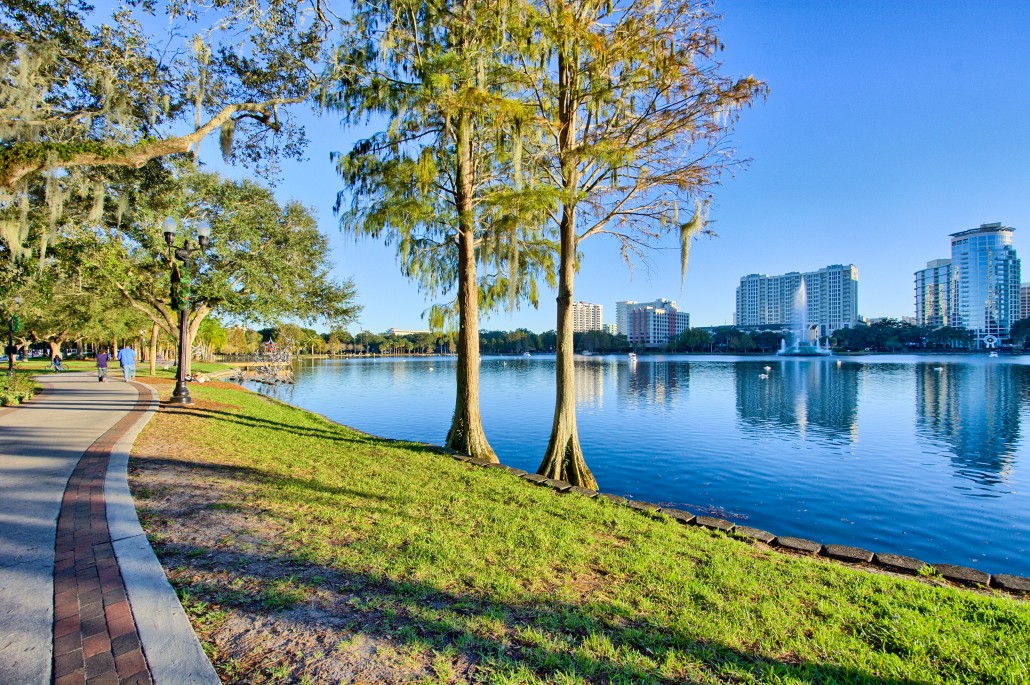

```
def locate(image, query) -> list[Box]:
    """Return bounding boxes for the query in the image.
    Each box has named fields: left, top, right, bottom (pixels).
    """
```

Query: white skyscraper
left=571, top=302, right=604, bottom=333
left=735, top=264, right=858, bottom=337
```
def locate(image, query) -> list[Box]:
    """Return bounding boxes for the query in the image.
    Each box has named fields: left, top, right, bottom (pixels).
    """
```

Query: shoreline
left=227, top=376, right=1028, bottom=593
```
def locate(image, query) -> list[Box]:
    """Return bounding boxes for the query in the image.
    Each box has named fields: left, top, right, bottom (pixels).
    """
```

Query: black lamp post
left=163, top=217, right=210, bottom=405
left=6, top=296, right=23, bottom=377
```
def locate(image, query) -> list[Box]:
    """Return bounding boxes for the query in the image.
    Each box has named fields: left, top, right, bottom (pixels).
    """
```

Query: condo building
left=616, top=299, right=690, bottom=347
left=914, top=259, right=953, bottom=328
left=915, top=224, right=1022, bottom=343
left=734, top=264, right=859, bottom=338
left=948, top=223, right=1021, bottom=342
left=571, top=301, right=604, bottom=333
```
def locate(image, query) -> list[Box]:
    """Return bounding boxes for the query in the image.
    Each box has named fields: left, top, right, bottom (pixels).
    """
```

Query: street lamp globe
left=196, top=220, right=211, bottom=248
left=162, top=216, right=177, bottom=245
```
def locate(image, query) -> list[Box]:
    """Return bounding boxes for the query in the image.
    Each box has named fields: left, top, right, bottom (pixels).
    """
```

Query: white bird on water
left=763, top=365, right=771, bottom=372
left=759, top=373, right=769, bottom=380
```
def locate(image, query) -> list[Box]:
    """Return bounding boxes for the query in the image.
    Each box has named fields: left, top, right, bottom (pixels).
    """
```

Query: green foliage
left=669, top=327, right=715, bottom=353
left=1009, top=318, right=1030, bottom=348
left=326, top=0, right=555, bottom=321
left=94, top=164, right=361, bottom=344
left=0, top=373, right=38, bottom=406
left=0, top=0, right=328, bottom=185
left=831, top=320, right=956, bottom=352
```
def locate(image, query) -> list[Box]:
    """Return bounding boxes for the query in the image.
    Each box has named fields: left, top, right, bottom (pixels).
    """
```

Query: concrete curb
left=105, top=382, right=220, bottom=684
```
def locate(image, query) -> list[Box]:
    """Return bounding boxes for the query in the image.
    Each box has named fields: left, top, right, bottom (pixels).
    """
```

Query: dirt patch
left=131, top=411, right=481, bottom=684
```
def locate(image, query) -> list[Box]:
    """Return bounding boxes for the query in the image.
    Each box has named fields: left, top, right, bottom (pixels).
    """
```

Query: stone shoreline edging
left=433, top=446, right=1030, bottom=596
left=232, top=385, right=1029, bottom=596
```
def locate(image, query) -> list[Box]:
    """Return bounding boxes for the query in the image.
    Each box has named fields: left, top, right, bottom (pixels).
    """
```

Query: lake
left=241, top=354, right=1029, bottom=576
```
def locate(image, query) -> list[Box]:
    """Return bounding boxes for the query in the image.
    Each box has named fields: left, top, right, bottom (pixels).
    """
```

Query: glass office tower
left=949, top=223, right=1021, bottom=344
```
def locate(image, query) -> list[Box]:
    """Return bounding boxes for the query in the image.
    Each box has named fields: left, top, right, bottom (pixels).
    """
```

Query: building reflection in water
left=735, top=360, right=859, bottom=445
left=614, top=359, right=687, bottom=410
left=915, top=363, right=1023, bottom=489
left=574, top=358, right=610, bottom=408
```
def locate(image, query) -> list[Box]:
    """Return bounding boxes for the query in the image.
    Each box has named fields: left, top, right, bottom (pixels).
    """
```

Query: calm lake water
left=243, top=354, right=1030, bottom=575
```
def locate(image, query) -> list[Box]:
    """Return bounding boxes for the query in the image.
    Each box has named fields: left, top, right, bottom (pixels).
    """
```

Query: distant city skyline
left=200, top=1, right=1029, bottom=334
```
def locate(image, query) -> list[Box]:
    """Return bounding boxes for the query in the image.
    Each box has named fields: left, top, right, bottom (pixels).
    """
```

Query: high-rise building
left=949, top=223, right=1021, bottom=343
left=615, top=301, right=635, bottom=336
left=735, top=264, right=859, bottom=338
left=620, top=299, right=690, bottom=347
left=571, top=301, right=603, bottom=333
left=1020, top=283, right=1030, bottom=321
left=914, top=259, right=953, bottom=328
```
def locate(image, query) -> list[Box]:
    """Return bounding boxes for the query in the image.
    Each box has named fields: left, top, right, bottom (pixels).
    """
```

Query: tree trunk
left=149, top=323, right=158, bottom=376
left=48, top=340, right=61, bottom=360
left=536, top=43, right=597, bottom=489
left=445, top=112, right=497, bottom=462
left=184, top=306, right=210, bottom=376
left=537, top=207, right=596, bottom=488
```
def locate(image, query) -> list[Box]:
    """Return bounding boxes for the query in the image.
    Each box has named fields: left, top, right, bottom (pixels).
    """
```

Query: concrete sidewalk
left=0, top=372, right=218, bottom=685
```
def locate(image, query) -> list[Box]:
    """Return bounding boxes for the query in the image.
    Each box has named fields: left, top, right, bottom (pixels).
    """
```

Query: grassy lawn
left=130, top=381, right=1029, bottom=685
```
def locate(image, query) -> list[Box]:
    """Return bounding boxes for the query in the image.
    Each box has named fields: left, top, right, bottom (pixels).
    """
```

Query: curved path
left=0, top=372, right=218, bottom=685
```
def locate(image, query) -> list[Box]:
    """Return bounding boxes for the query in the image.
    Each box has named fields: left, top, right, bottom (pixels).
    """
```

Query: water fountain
left=777, top=276, right=831, bottom=357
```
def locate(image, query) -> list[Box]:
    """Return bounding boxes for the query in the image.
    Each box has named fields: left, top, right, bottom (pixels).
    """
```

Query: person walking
left=96, top=347, right=110, bottom=382
left=116, top=345, right=136, bottom=382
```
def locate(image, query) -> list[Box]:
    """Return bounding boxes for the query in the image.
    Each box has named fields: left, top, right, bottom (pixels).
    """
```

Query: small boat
left=988, top=351, right=999, bottom=358
left=522, top=352, right=531, bottom=358
left=628, top=352, right=637, bottom=362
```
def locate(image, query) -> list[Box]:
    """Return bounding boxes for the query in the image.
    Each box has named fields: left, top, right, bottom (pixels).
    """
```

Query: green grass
left=139, top=383, right=1030, bottom=684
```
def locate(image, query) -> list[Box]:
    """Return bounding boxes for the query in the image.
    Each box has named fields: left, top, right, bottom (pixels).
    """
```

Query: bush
left=0, top=374, right=39, bottom=406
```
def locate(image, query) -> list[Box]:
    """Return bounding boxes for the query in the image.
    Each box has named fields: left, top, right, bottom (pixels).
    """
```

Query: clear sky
left=208, top=0, right=1030, bottom=333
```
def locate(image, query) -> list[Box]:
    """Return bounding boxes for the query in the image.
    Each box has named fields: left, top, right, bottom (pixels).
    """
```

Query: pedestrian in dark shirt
left=96, top=348, right=110, bottom=382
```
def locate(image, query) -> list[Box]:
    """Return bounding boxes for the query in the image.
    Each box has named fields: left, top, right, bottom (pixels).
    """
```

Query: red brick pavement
left=51, top=386, right=155, bottom=685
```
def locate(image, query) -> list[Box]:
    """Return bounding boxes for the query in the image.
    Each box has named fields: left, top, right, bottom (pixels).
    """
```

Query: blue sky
left=206, top=0, right=1030, bottom=333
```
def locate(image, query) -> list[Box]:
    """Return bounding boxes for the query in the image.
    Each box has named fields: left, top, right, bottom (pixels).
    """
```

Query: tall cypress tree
left=514, top=0, right=767, bottom=487
left=327, top=0, right=553, bottom=461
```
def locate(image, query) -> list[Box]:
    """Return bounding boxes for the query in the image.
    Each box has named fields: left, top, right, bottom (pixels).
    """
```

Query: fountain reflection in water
left=778, top=276, right=831, bottom=356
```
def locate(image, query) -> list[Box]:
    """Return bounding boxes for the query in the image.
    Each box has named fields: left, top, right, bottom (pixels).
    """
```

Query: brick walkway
left=52, top=388, right=154, bottom=685
left=0, top=373, right=217, bottom=684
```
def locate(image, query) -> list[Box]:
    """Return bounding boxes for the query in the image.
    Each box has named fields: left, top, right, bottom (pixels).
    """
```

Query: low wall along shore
left=431, top=447, right=1029, bottom=595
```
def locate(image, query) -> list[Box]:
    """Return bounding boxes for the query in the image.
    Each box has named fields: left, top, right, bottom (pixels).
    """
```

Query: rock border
left=431, top=447, right=1028, bottom=596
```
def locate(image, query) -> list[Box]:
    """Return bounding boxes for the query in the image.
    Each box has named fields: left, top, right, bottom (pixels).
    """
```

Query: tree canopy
left=513, top=0, right=766, bottom=486
left=87, top=166, right=360, bottom=367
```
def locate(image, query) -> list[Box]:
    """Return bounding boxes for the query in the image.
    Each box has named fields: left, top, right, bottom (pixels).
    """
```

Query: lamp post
left=163, top=217, right=210, bottom=405
left=6, top=296, right=23, bottom=377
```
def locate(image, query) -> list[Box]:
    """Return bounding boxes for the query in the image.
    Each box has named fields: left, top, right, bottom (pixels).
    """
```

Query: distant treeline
left=216, top=316, right=1030, bottom=358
